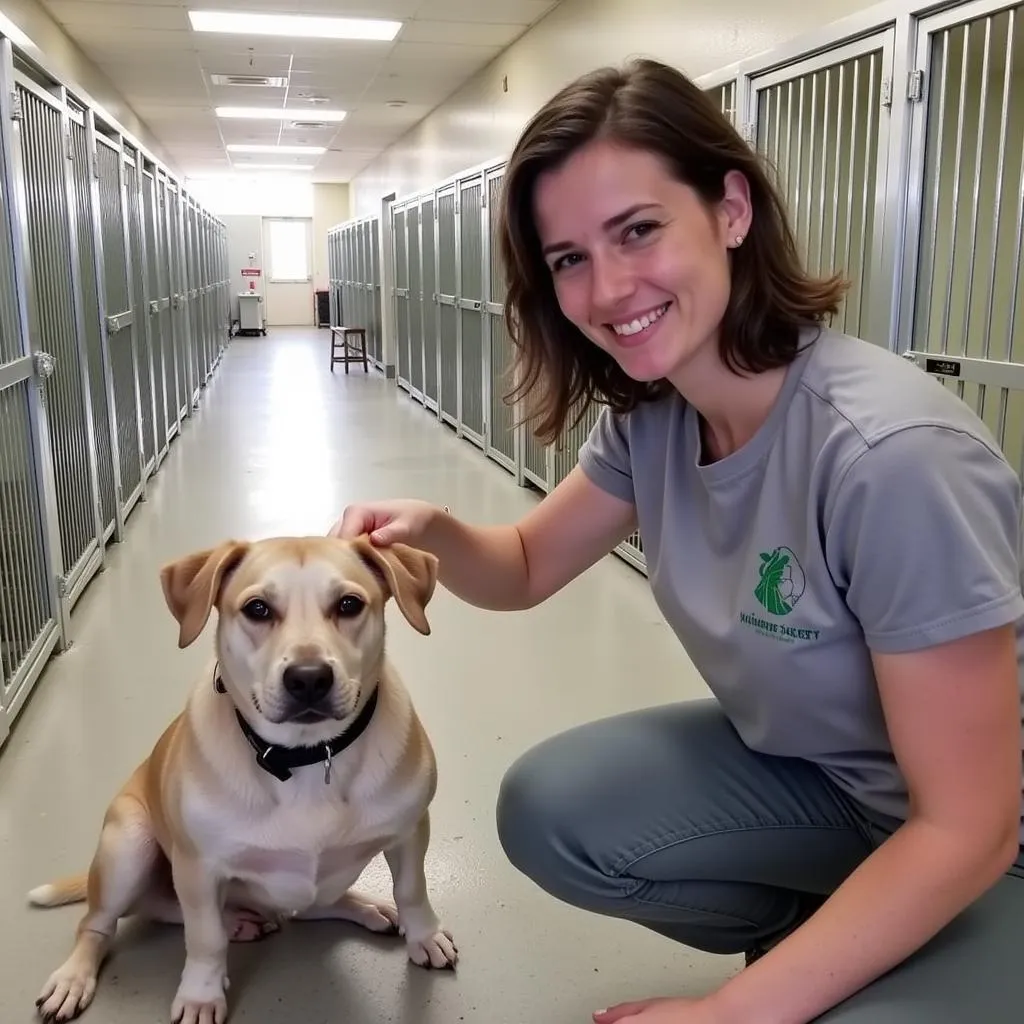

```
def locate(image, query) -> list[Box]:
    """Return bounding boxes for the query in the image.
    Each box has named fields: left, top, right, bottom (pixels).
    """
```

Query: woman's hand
left=329, top=498, right=444, bottom=547
left=594, top=995, right=728, bottom=1024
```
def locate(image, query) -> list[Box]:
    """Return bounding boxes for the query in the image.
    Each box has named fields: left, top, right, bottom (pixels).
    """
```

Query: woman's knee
left=495, top=738, right=570, bottom=877
left=494, top=731, right=616, bottom=903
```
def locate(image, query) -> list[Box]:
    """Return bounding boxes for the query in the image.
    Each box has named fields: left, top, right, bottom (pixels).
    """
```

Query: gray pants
left=495, top=699, right=1024, bottom=1022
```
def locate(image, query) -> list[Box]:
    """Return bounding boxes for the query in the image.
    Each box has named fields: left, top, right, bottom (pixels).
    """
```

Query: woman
left=333, top=59, right=1024, bottom=1022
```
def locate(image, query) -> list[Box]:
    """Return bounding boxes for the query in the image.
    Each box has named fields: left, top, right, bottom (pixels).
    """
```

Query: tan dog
left=29, top=535, right=457, bottom=1024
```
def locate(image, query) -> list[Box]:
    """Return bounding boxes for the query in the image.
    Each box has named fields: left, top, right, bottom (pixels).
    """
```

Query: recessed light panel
left=216, top=107, right=347, bottom=121
left=189, top=11, right=402, bottom=41
left=226, top=144, right=326, bottom=155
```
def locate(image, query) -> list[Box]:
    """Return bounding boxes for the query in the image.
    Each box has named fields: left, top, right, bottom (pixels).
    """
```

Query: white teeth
left=612, top=303, right=667, bottom=337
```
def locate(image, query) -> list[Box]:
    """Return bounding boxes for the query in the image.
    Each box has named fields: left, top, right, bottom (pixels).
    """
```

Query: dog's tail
left=28, top=873, right=88, bottom=908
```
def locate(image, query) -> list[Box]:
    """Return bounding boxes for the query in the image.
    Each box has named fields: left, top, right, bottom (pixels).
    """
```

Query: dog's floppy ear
left=160, top=540, right=250, bottom=648
left=353, top=538, right=438, bottom=636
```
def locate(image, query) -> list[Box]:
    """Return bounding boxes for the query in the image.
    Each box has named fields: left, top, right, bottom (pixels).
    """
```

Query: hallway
left=0, top=329, right=728, bottom=1023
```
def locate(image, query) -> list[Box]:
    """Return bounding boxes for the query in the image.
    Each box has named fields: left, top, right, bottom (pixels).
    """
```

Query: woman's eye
left=337, top=595, right=365, bottom=618
left=625, top=221, right=658, bottom=241
left=551, top=252, right=584, bottom=273
left=242, top=599, right=273, bottom=622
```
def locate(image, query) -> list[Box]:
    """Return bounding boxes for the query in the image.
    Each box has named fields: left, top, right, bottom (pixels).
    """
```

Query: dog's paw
left=35, top=960, right=98, bottom=1021
left=406, top=928, right=458, bottom=970
left=171, top=965, right=228, bottom=1024
left=226, top=907, right=280, bottom=943
left=171, top=992, right=228, bottom=1024
left=353, top=896, right=400, bottom=934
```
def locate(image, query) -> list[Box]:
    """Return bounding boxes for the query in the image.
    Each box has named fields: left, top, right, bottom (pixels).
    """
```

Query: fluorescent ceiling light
left=189, top=10, right=401, bottom=41
left=226, top=144, right=325, bottom=155
left=216, top=106, right=347, bottom=122
left=233, top=163, right=315, bottom=171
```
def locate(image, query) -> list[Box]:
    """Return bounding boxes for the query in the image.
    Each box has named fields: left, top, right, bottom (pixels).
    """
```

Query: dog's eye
left=336, top=595, right=365, bottom=618
left=242, top=599, right=273, bottom=622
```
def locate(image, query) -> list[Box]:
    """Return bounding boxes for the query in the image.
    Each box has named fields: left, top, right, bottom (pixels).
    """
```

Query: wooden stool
left=329, top=326, right=368, bottom=374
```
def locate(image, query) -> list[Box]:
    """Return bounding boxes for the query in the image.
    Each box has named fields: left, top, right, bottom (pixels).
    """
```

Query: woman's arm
left=422, top=466, right=637, bottom=611
left=334, top=465, right=636, bottom=612
left=708, top=622, right=1021, bottom=1024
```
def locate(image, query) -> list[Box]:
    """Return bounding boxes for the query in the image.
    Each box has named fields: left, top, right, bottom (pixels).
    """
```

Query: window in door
left=267, top=218, right=310, bottom=282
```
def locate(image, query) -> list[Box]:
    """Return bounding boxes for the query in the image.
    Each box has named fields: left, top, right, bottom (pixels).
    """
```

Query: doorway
left=262, top=216, right=313, bottom=326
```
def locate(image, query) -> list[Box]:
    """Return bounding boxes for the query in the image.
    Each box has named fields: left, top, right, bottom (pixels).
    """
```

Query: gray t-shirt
left=578, top=325, right=1024, bottom=840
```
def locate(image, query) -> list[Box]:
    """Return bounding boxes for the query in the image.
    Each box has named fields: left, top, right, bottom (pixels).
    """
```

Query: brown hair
left=498, top=58, right=847, bottom=444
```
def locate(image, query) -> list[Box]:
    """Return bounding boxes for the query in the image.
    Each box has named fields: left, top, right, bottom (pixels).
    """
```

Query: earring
left=733, top=234, right=744, bottom=246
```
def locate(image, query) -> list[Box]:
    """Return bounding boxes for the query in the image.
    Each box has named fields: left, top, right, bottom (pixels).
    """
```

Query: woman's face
left=533, top=138, right=751, bottom=384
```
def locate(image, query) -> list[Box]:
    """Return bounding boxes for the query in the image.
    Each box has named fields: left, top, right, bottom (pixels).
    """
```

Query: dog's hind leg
left=294, top=890, right=400, bottom=934
left=139, top=883, right=281, bottom=943
left=36, top=795, right=159, bottom=1022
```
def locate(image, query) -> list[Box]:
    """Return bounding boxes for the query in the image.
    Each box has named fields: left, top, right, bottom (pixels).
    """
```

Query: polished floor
left=0, top=329, right=731, bottom=1023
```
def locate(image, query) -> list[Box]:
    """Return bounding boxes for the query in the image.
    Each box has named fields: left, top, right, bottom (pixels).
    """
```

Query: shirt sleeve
left=577, top=405, right=635, bottom=504
left=826, top=424, right=1024, bottom=653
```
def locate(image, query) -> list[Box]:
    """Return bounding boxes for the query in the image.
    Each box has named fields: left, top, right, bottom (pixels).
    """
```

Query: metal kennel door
left=124, top=150, right=155, bottom=477
left=457, top=174, right=485, bottom=446
left=899, top=0, right=1024, bottom=476
left=393, top=205, right=410, bottom=391
left=95, top=134, right=144, bottom=519
left=750, top=28, right=896, bottom=346
left=483, top=165, right=515, bottom=474
left=0, top=61, right=62, bottom=747
left=407, top=202, right=424, bottom=402
left=68, top=109, right=118, bottom=544
left=436, top=185, right=459, bottom=426
left=420, top=195, right=439, bottom=413
left=14, top=77, right=103, bottom=602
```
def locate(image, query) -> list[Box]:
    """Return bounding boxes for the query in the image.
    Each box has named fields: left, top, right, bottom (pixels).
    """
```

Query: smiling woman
left=333, top=56, right=1024, bottom=1024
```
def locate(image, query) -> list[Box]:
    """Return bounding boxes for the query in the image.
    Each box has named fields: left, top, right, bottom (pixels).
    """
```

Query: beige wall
left=1, top=0, right=172, bottom=168
left=312, top=183, right=351, bottom=291
left=350, top=0, right=877, bottom=215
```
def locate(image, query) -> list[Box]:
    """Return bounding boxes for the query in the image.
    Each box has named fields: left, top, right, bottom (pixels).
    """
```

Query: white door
left=262, top=217, right=313, bottom=326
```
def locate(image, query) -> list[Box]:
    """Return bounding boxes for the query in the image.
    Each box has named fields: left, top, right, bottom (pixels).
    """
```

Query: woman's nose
left=589, top=251, right=635, bottom=310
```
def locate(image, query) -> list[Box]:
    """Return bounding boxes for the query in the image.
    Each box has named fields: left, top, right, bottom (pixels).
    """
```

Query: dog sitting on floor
left=29, top=534, right=457, bottom=1024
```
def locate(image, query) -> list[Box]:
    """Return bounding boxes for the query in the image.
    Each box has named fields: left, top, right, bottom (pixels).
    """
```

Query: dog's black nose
left=282, top=662, right=334, bottom=705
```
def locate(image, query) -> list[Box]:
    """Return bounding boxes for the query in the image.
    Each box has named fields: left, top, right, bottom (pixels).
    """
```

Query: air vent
left=289, top=120, right=331, bottom=129
left=209, top=73, right=288, bottom=88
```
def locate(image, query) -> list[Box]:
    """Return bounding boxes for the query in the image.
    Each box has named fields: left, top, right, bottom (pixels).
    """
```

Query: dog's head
left=159, top=536, right=437, bottom=736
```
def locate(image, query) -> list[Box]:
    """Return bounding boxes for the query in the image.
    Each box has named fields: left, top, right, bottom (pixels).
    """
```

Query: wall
left=1, top=0, right=173, bottom=167
left=350, top=0, right=878, bottom=213
left=312, top=183, right=350, bottom=291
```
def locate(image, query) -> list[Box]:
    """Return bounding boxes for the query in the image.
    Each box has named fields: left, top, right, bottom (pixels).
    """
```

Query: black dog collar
left=215, top=671, right=380, bottom=783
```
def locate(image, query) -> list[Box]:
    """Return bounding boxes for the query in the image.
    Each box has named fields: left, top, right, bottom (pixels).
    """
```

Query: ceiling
left=37, top=0, right=562, bottom=182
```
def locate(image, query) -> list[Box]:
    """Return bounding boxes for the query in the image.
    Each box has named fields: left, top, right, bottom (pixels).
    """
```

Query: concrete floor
left=0, top=329, right=736, bottom=1023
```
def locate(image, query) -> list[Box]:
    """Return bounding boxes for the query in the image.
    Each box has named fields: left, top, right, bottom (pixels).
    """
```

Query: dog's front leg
left=170, top=852, right=229, bottom=1024
left=383, top=811, right=458, bottom=970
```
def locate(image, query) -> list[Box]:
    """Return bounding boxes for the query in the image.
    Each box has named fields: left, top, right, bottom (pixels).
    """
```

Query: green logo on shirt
left=754, top=547, right=805, bottom=616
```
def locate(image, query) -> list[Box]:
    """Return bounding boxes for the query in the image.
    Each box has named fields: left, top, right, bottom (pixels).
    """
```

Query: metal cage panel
left=68, top=117, right=117, bottom=540
left=902, top=0, right=1024, bottom=475
left=407, top=203, right=424, bottom=399
left=420, top=197, right=439, bottom=408
left=96, top=140, right=142, bottom=516
left=124, top=157, right=155, bottom=474
left=458, top=176, right=485, bottom=442
left=17, top=84, right=99, bottom=590
left=753, top=31, right=894, bottom=345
